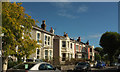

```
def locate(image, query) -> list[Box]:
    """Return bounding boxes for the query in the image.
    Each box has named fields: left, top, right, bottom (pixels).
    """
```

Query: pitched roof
left=32, top=25, right=55, bottom=36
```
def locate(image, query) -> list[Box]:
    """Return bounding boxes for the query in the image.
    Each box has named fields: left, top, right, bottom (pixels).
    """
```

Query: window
left=37, top=56, right=39, bottom=59
left=68, top=41, right=69, bottom=48
left=46, top=64, right=54, bottom=70
left=45, top=35, right=47, bottom=45
left=39, top=64, right=46, bottom=70
left=49, top=50, right=52, bottom=60
left=90, top=56, right=92, bottom=60
left=71, top=43, right=72, bottom=49
left=71, top=54, right=72, bottom=58
left=62, top=53, right=66, bottom=61
left=76, top=45, right=79, bottom=51
left=80, top=46, right=81, bottom=52
left=62, top=41, right=66, bottom=47
left=37, top=33, right=40, bottom=43
left=90, top=48, right=92, bottom=52
left=45, top=50, right=48, bottom=59
left=37, top=49, right=40, bottom=54
left=48, top=37, right=50, bottom=45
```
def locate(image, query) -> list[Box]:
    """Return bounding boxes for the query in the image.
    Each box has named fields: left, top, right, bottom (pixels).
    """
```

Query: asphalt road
left=66, top=66, right=119, bottom=72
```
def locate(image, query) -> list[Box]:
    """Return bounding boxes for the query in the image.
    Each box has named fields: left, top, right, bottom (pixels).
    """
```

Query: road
left=66, top=66, right=118, bottom=72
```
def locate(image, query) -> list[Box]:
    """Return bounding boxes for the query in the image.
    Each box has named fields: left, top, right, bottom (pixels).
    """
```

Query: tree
left=94, top=47, right=105, bottom=57
left=100, top=32, right=120, bottom=64
left=95, top=53, right=101, bottom=61
left=94, top=47, right=103, bottom=53
left=2, top=2, right=39, bottom=70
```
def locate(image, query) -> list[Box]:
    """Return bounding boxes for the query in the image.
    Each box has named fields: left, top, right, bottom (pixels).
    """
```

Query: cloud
left=58, top=12, right=78, bottom=19
left=50, top=2, right=72, bottom=9
left=51, top=3, right=88, bottom=19
left=88, top=33, right=102, bottom=39
left=77, top=5, right=88, bottom=13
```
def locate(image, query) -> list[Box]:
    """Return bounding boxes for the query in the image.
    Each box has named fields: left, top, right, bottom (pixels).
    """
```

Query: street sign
left=25, top=64, right=28, bottom=69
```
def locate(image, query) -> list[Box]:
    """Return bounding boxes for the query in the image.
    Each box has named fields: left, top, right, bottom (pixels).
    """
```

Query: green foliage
left=99, top=32, right=120, bottom=63
left=95, top=53, right=101, bottom=61
left=65, top=58, right=85, bottom=65
left=8, top=61, right=18, bottom=69
left=2, top=2, right=39, bottom=62
left=94, top=47, right=103, bottom=53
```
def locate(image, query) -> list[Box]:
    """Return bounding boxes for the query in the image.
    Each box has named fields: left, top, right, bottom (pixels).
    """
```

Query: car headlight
left=83, top=66, right=87, bottom=69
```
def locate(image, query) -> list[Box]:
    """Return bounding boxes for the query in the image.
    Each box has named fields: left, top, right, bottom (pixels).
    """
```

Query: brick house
left=74, top=38, right=94, bottom=61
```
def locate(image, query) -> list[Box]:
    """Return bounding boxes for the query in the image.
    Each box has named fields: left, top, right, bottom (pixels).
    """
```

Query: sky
left=21, top=2, right=118, bottom=48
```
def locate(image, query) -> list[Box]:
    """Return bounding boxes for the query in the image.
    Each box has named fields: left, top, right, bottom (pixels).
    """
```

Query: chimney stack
left=41, top=20, right=46, bottom=30
left=63, top=32, right=68, bottom=37
left=50, top=27, right=54, bottom=34
left=86, top=40, right=89, bottom=45
left=77, top=37, right=81, bottom=42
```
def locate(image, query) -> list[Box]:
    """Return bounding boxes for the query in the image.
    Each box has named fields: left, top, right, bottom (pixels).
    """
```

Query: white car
left=8, top=62, right=61, bottom=72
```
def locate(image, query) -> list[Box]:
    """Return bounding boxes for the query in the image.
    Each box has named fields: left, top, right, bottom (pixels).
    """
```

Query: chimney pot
left=66, top=33, right=68, bottom=37
left=42, top=20, right=45, bottom=24
left=51, top=27, right=53, bottom=30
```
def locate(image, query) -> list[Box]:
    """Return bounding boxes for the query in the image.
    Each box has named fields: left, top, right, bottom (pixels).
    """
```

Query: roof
left=32, top=26, right=55, bottom=36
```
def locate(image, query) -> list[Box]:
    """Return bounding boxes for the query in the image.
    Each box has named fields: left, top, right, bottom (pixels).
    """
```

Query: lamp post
left=0, top=33, right=4, bottom=72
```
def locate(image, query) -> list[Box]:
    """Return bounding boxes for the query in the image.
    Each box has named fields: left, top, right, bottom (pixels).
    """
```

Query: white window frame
left=49, top=50, right=52, bottom=60
left=44, top=34, right=51, bottom=46
left=44, top=50, right=48, bottom=59
left=76, top=45, right=79, bottom=51
left=36, top=31, right=41, bottom=44
left=62, top=41, right=66, bottom=48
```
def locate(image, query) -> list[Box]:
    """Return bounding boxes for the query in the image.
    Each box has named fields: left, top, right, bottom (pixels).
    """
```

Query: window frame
left=62, top=41, right=66, bottom=47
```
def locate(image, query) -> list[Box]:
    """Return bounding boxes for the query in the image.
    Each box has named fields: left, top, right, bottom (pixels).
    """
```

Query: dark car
left=96, top=61, right=106, bottom=68
left=74, top=62, right=91, bottom=72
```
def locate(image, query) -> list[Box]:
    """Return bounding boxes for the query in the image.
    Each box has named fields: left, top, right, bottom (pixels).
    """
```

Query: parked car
left=25, top=59, right=43, bottom=63
left=7, top=62, right=61, bottom=72
left=117, top=55, right=120, bottom=71
left=111, top=62, right=118, bottom=66
left=96, top=61, right=106, bottom=68
left=74, top=62, right=91, bottom=72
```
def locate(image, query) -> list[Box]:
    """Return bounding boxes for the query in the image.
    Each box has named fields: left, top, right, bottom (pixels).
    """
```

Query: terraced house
left=74, top=38, right=94, bottom=61
left=29, top=20, right=55, bottom=61
left=53, top=33, right=75, bottom=64
left=53, top=33, right=94, bottom=65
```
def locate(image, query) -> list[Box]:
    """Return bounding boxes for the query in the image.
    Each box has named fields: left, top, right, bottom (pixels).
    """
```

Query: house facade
left=74, top=38, right=95, bottom=61
left=53, top=33, right=75, bottom=64
left=29, top=20, right=55, bottom=61
left=53, top=33, right=95, bottom=65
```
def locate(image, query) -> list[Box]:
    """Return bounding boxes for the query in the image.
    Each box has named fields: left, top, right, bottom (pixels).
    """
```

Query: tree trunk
left=2, top=56, right=8, bottom=72
left=108, top=54, right=114, bottom=65
left=17, top=55, right=22, bottom=63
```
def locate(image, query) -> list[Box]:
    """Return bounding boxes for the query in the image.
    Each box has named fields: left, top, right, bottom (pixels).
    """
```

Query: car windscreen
left=78, top=62, right=87, bottom=65
left=12, top=63, right=36, bottom=70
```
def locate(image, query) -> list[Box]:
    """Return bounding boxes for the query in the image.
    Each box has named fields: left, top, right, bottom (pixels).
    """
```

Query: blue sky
left=21, top=2, right=118, bottom=48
